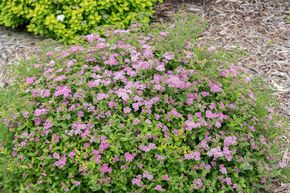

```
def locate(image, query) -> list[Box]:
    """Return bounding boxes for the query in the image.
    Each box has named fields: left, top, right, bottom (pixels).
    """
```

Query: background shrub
left=0, top=17, right=286, bottom=192
left=0, top=0, right=161, bottom=43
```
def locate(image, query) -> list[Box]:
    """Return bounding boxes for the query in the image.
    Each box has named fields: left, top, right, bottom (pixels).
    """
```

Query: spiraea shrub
left=0, top=28, right=284, bottom=192
left=0, top=0, right=161, bottom=43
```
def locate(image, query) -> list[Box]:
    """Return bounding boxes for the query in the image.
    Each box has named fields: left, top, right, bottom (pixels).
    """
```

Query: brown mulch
left=155, top=0, right=290, bottom=117
left=155, top=0, right=290, bottom=192
left=0, top=26, right=43, bottom=87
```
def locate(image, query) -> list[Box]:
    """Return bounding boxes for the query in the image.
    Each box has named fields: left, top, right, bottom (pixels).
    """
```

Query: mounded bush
left=0, top=0, right=160, bottom=42
left=0, top=29, right=283, bottom=192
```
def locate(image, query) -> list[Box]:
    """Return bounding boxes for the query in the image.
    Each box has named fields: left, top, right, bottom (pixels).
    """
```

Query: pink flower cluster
left=32, top=89, right=51, bottom=98
left=132, top=176, right=143, bottom=187
left=193, top=179, right=203, bottom=189
left=224, top=136, right=238, bottom=147
left=184, top=151, right=201, bottom=160
left=124, top=152, right=136, bottom=162
left=100, top=163, right=112, bottom=174
left=54, top=156, right=67, bottom=169
left=34, top=108, right=48, bottom=116
left=139, top=143, right=157, bottom=152
left=54, top=86, right=71, bottom=98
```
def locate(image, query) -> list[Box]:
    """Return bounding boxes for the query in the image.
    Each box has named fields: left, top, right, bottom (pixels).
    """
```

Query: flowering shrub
left=0, top=0, right=161, bottom=43
left=0, top=30, right=282, bottom=192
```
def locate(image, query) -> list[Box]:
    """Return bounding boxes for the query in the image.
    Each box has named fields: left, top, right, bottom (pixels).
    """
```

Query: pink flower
left=155, top=185, right=163, bottom=191
left=162, top=174, right=169, bottom=180
left=12, top=151, right=17, bottom=157
left=97, top=93, right=110, bottom=101
left=99, top=142, right=110, bottom=151
left=143, top=171, right=153, bottom=180
left=232, top=183, right=238, bottom=190
left=185, top=42, right=192, bottom=49
left=139, top=145, right=150, bottom=152
left=224, top=177, right=232, bottom=185
left=26, top=76, right=36, bottom=84
left=123, top=107, right=131, bottom=114
left=41, top=171, right=47, bottom=176
left=70, top=46, right=84, bottom=52
left=160, top=32, right=169, bottom=37
left=31, top=89, right=50, bottom=98
left=34, top=108, right=47, bottom=116
left=86, top=34, right=99, bottom=42
left=112, top=156, right=120, bottom=163
left=223, top=147, right=233, bottom=161
left=34, top=118, right=42, bottom=125
left=132, top=178, right=143, bottom=187
left=219, top=164, right=227, bottom=174
left=133, top=118, right=140, bottom=125
left=54, top=156, right=67, bottom=169
left=145, top=119, right=152, bottom=124
left=167, top=75, right=190, bottom=89
left=187, top=94, right=197, bottom=105
left=54, top=86, right=71, bottom=98
left=108, top=101, right=115, bottom=108
left=61, top=51, right=70, bottom=58
left=249, top=126, right=255, bottom=132
left=201, top=91, right=209, bottom=97
left=44, top=120, right=53, bottom=129
left=77, top=111, right=84, bottom=117
left=100, top=163, right=112, bottom=174
left=224, top=136, right=238, bottom=146
left=209, top=82, right=222, bottom=93
left=156, top=64, right=165, bottom=71
left=52, top=134, right=60, bottom=143
left=207, top=147, right=223, bottom=158
left=210, top=102, right=216, bottom=110
left=193, top=179, right=203, bottom=189
left=88, top=80, right=101, bottom=88
left=249, top=92, right=255, bottom=100
left=260, top=176, right=267, bottom=184
left=105, top=55, right=118, bottom=66
left=68, top=150, right=76, bottom=159
left=215, top=122, right=221, bottom=128
left=173, top=129, right=180, bottom=136
left=19, top=140, right=27, bottom=147
left=46, top=51, right=53, bottom=56
left=54, top=75, right=66, bottom=82
left=72, top=180, right=80, bottom=187
left=163, top=52, right=175, bottom=60
left=184, top=120, right=201, bottom=130
left=184, top=151, right=201, bottom=161
left=148, top=143, right=157, bottom=150
left=167, top=108, right=183, bottom=118
left=124, top=152, right=136, bottom=162
left=204, top=164, right=211, bottom=171
left=155, top=154, right=165, bottom=161
left=116, top=89, right=129, bottom=100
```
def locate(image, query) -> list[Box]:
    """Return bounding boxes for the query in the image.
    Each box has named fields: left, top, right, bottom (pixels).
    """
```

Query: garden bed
left=0, top=0, right=289, bottom=192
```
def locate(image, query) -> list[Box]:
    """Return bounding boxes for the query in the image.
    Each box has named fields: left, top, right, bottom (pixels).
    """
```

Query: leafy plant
left=0, top=0, right=161, bottom=43
left=0, top=17, right=287, bottom=192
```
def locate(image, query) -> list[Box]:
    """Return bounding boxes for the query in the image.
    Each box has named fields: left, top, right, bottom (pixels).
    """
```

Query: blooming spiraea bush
left=0, top=0, right=161, bottom=43
left=0, top=30, right=282, bottom=192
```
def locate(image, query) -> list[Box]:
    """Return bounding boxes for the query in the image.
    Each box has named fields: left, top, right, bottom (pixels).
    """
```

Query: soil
left=0, top=26, right=44, bottom=87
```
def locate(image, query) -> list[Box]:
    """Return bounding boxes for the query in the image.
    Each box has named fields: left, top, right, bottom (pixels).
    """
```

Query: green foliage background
left=0, top=0, right=161, bottom=43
